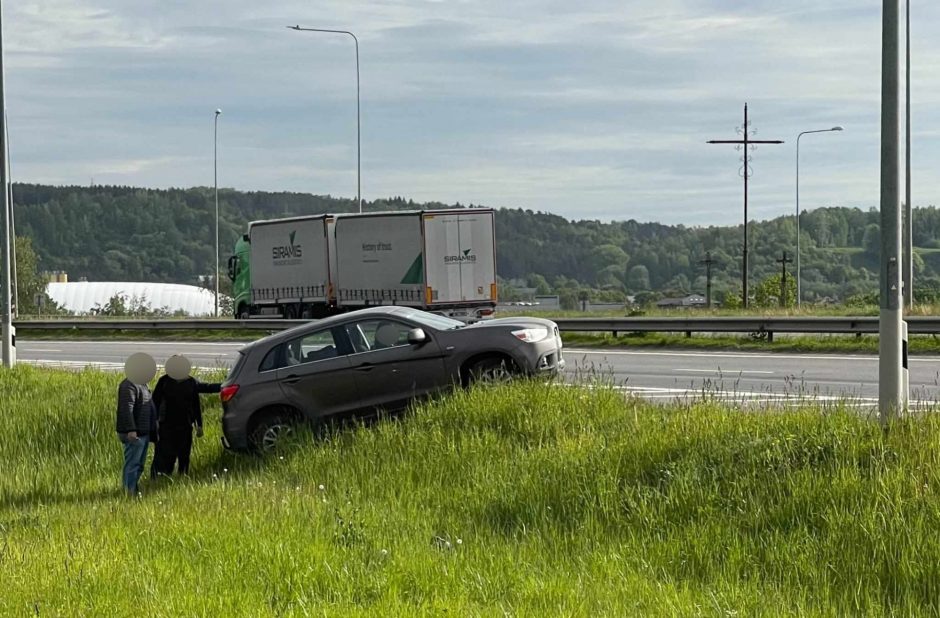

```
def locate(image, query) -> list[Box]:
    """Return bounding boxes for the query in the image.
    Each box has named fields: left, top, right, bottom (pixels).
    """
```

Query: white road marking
left=674, top=368, right=774, bottom=375
left=21, top=359, right=220, bottom=372
left=566, top=348, right=940, bottom=363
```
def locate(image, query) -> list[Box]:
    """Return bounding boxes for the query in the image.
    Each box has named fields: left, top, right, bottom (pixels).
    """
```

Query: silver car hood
left=467, top=316, right=558, bottom=330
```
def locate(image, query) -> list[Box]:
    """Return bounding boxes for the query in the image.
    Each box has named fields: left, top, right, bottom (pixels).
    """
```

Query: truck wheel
left=283, top=305, right=298, bottom=320
left=465, top=356, right=516, bottom=387
left=248, top=410, right=297, bottom=454
left=236, top=305, right=250, bottom=320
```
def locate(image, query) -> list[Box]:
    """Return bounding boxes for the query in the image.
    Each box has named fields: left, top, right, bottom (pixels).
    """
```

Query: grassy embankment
left=4, top=366, right=940, bottom=615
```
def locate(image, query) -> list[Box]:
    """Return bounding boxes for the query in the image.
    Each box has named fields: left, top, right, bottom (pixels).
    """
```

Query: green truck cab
left=227, top=235, right=251, bottom=319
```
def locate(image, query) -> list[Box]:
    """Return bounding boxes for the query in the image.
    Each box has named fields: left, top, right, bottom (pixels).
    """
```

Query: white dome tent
left=46, top=282, right=220, bottom=317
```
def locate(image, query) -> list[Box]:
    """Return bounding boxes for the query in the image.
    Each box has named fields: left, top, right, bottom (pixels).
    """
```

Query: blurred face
left=124, top=353, right=157, bottom=385
left=165, top=355, right=192, bottom=381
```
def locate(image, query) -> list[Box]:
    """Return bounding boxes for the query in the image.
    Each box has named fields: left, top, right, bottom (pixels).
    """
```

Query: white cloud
left=2, top=0, right=939, bottom=225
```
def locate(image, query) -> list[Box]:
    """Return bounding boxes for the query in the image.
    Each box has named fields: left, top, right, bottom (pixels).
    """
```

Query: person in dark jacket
left=150, top=355, right=221, bottom=477
left=117, top=352, right=158, bottom=496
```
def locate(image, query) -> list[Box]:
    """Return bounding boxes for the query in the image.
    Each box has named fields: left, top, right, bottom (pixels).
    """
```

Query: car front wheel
left=465, top=357, right=516, bottom=387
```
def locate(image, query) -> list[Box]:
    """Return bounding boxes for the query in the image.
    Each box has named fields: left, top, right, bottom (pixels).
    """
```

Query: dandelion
left=223, top=468, right=228, bottom=473
left=444, top=541, right=452, bottom=549
left=212, top=474, right=218, bottom=479
left=318, top=484, right=325, bottom=491
left=295, top=486, right=301, bottom=491
left=456, top=538, right=463, bottom=545
left=381, top=549, right=388, bottom=556
left=279, top=456, right=284, bottom=461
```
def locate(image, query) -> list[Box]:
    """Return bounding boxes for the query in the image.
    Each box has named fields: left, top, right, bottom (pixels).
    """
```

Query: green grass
left=4, top=367, right=940, bottom=615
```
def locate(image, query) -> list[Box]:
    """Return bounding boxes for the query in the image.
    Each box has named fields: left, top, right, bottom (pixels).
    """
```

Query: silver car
left=220, top=306, right=564, bottom=451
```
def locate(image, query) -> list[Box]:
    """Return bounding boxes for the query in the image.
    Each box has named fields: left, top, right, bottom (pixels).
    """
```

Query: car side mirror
left=407, top=328, right=428, bottom=345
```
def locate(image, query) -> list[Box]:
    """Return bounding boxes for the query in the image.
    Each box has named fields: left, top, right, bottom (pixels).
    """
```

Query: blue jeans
left=121, top=434, right=150, bottom=495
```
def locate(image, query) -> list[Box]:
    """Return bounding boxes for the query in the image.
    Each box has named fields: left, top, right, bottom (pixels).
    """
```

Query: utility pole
left=777, top=251, right=793, bottom=308
left=879, top=0, right=907, bottom=422
left=698, top=251, right=714, bottom=308
left=708, top=104, right=784, bottom=309
left=0, top=0, right=12, bottom=368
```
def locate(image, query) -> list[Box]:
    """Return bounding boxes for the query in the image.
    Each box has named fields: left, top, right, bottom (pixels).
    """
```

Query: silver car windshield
left=400, top=309, right=465, bottom=331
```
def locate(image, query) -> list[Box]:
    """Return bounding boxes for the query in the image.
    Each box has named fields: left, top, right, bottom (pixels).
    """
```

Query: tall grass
left=3, top=366, right=940, bottom=615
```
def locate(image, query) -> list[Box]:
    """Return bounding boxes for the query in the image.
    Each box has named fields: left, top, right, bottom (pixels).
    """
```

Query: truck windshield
left=402, top=310, right=465, bottom=331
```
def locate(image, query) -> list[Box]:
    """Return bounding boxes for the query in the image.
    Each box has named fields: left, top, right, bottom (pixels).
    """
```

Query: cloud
left=3, top=0, right=938, bottom=225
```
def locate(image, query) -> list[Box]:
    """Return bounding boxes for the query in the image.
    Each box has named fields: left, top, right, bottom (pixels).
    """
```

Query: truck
left=228, top=209, right=498, bottom=321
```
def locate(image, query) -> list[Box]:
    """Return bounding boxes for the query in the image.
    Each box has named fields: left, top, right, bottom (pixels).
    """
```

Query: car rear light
left=220, top=384, right=240, bottom=403
left=478, top=308, right=495, bottom=316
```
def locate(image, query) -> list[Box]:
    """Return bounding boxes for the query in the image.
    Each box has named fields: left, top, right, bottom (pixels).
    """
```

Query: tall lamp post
left=214, top=108, right=221, bottom=318
left=795, top=126, right=843, bottom=306
left=904, top=0, right=912, bottom=308
left=0, top=0, right=14, bottom=368
left=288, top=25, right=361, bottom=213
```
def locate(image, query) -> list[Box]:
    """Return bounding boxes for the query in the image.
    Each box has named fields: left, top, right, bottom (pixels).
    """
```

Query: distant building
left=46, top=281, right=219, bottom=316
left=656, top=293, right=707, bottom=309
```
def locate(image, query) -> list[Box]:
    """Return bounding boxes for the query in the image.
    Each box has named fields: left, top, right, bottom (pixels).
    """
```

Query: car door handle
left=355, top=363, right=375, bottom=372
left=282, top=374, right=300, bottom=385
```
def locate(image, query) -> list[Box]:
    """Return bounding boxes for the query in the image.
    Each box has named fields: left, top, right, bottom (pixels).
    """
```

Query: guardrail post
left=767, top=331, right=774, bottom=343
left=685, top=331, right=692, bottom=338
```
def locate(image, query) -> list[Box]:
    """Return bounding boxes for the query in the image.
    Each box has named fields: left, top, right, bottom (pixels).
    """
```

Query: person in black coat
left=150, top=355, right=221, bottom=477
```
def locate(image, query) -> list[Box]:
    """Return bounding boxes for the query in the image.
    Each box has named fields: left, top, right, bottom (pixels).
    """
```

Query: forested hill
left=12, top=182, right=940, bottom=302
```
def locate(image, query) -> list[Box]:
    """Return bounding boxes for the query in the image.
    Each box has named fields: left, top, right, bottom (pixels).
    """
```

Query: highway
left=16, top=340, right=940, bottom=409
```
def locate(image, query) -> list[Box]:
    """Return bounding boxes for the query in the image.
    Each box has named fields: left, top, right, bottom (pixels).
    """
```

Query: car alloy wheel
left=250, top=412, right=295, bottom=453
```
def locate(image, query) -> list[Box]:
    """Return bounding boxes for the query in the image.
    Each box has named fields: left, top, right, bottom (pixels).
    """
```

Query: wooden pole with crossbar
left=708, top=104, right=784, bottom=309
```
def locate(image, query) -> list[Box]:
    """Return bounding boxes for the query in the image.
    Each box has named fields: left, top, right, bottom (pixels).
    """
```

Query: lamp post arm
left=289, top=25, right=361, bottom=212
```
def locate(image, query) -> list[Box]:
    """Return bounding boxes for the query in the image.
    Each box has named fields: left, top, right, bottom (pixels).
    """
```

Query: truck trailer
left=228, top=209, right=497, bottom=321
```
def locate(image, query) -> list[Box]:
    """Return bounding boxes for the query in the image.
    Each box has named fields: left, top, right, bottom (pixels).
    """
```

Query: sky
left=4, top=0, right=940, bottom=226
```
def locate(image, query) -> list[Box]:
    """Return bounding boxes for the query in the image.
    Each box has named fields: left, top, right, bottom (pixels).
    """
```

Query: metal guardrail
left=11, top=319, right=305, bottom=331
left=11, top=316, right=940, bottom=339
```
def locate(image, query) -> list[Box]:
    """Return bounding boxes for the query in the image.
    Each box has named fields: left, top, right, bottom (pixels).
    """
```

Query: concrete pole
left=903, top=0, right=913, bottom=309
left=0, top=0, right=13, bottom=368
left=879, top=0, right=906, bottom=422
left=5, top=112, right=14, bottom=318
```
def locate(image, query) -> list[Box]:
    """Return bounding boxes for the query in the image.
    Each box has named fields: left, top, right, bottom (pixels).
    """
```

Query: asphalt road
left=16, top=340, right=940, bottom=408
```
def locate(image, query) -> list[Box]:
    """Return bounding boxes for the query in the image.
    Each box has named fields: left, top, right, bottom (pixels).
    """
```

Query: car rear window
left=227, top=350, right=247, bottom=381
left=259, top=344, right=283, bottom=373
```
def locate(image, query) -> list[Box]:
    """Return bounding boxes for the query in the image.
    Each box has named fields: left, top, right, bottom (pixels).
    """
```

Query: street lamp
left=0, top=0, right=14, bottom=368
left=795, top=125, right=843, bottom=306
left=214, top=108, right=221, bottom=318
left=288, top=25, right=361, bottom=213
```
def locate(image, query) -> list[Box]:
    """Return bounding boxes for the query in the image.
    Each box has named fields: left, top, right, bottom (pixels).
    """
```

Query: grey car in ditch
left=220, top=306, right=564, bottom=451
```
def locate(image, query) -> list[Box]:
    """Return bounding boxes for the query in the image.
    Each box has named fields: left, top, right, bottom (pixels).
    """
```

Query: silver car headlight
left=512, top=327, right=550, bottom=343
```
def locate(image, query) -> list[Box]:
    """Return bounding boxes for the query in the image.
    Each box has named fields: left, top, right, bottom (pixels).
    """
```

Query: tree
left=627, top=265, right=651, bottom=291
left=753, top=273, right=796, bottom=308
left=633, top=290, right=662, bottom=308
left=14, top=235, right=52, bottom=315
left=862, top=223, right=881, bottom=258
left=526, top=273, right=552, bottom=296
